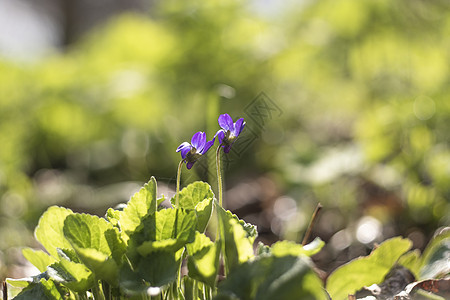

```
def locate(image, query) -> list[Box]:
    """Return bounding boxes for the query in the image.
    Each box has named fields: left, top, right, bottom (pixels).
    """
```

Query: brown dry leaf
left=394, top=278, right=450, bottom=299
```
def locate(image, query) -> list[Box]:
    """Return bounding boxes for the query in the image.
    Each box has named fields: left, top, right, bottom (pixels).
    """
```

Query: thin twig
left=2, top=280, right=7, bottom=300
left=302, top=203, right=323, bottom=246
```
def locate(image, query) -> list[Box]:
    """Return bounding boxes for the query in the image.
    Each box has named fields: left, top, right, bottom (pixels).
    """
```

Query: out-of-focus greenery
left=272, top=0, right=450, bottom=240
left=0, top=0, right=449, bottom=277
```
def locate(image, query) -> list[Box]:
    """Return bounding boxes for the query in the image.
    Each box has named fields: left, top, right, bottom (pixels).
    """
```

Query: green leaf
left=130, top=208, right=197, bottom=257
left=419, top=229, right=450, bottom=279
left=271, top=238, right=324, bottom=257
left=195, top=198, right=213, bottom=233
left=215, top=255, right=326, bottom=300
left=137, top=239, right=179, bottom=254
left=170, top=181, right=214, bottom=233
left=326, top=237, right=412, bottom=300
left=170, top=181, right=214, bottom=209
left=226, top=218, right=255, bottom=267
left=7, top=279, right=32, bottom=288
left=398, top=249, right=421, bottom=278
left=63, top=213, right=125, bottom=263
left=56, top=248, right=81, bottom=263
left=255, top=257, right=326, bottom=300
left=119, top=177, right=158, bottom=242
left=157, top=196, right=166, bottom=207
left=34, top=206, right=74, bottom=258
left=12, top=278, right=64, bottom=300
left=119, top=250, right=181, bottom=292
left=217, top=204, right=258, bottom=239
left=217, top=204, right=256, bottom=273
left=135, top=251, right=180, bottom=287
left=22, top=248, right=56, bottom=273
left=186, top=231, right=213, bottom=255
left=106, top=208, right=121, bottom=227
left=7, top=272, right=49, bottom=288
left=73, top=247, right=119, bottom=286
left=120, top=208, right=193, bottom=292
left=186, top=232, right=220, bottom=287
left=63, top=213, right=126, bottom=286
left=118, top=263, right=150, bottom=295
left=47, top=259, right=95, bottom=292
left=154, top=208, right=194, bottom=241
left=256, top=242, right=270, bottom=256
left=64, top=214, right=102, bottom=250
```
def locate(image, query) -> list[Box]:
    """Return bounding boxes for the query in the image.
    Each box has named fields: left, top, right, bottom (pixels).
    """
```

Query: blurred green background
left=1, top=0, right=449, bottom=279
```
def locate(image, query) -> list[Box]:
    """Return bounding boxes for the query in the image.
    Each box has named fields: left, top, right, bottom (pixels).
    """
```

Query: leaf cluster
left=6, top=178, right=331, bottom=299
left=5, top=177, right=449, bottom=299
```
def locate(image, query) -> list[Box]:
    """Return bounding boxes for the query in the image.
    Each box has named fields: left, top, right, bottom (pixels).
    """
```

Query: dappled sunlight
left=0, top=1, right=449, bottom=296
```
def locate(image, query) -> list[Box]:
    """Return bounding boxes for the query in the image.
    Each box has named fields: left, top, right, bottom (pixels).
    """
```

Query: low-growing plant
left=3, top=114, right=449, bottom=300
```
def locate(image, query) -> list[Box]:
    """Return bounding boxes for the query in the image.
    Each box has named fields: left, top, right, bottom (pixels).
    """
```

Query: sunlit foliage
left=0, top=0, right=449, bottom=280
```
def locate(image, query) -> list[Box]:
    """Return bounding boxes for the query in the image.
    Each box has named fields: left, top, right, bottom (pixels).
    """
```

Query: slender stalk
left=125, top=255, right=135, bottom=271
left=215, top=146, right=223, bottom=207
left=206, top=286, right=212, bottom=300
left=202, top=284, right=208, bottom=300
left=92, top=282, right=106, bottom=300
left=207, top=92, right=219, bottom=195
left=176, top=249, right=186, bottom=298
left=193, top=280, right=198, bottom=300
left=176, top=160, right=184, bottom=208
left=3, top=280, right=7, bottom=300
left=174, top=160, right=184, bottom=294
left=101, top=281, right=110, bottom=300
left=170, top=283, right=176, bottom=300
left=164, top=287, right=170, bottom=300
left=302, top=203, right=323, bottom=246
left=215, top=145, right=229, bottom=278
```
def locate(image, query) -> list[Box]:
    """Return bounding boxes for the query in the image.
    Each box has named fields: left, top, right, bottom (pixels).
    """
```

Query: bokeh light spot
left=356, top=216, right=381, bottom=244
left=414, top=95, right=435, bottom=120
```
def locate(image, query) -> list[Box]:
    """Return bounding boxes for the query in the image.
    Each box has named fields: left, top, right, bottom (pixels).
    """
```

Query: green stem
left=176, top=247, right=186, bottom=297
left=176, top=160, right=184, bottom=208
left=215, top=145, right=229, bottom=278
left=101, top=281, right=111, bottom=300
left=169, top=282, right=176, bottom=300
left=193, top=280, right=198, bottom=300
left=92, top=282, right=105, bottom=300
left=215, top=146, right=223, bottom=207
left=301, top=203, right=323, bottom=246
left=79, top=292, right=88, bottom=300
left=205, top=285, right=212, bottom=300
left=164, top=287, right=170, bottom=300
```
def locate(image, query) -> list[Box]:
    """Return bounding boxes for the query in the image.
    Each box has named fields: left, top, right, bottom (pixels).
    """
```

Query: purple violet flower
left=176, top=131, right=215, bottom=169
left=215, top=113, right=246, bottom=153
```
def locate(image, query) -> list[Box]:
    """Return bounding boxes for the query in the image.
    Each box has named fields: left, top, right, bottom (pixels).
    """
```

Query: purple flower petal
left=191, top=131, right=206, bottom=151
left=180, top=146, right=191, bottom=159
left=201, top=138, right=215, bottom=155
left=186, top=161, right=195, bottom=169
left=223, top=145, right=232, bottom=153
left=239, top=121, right=246, bottom=135
left=198, top=132, right=207, bottom=152
left=176, top=142, right=192, bottom=159
left=176, top=142, right=190, bottom=152
left=218, top=114, right=234, bottom=131
left=233, top=118, right=245, bottom=137
left=215, top=130, right=225, bottom=145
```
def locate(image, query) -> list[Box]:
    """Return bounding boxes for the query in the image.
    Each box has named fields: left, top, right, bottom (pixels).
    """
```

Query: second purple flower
left=176, top=131, right=215, bottom=169
left=215, top=113, right=246, bottom=153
